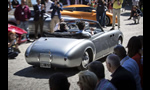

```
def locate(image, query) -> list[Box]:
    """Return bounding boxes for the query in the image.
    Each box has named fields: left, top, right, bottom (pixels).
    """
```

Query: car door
left=106, top=30, right=119, bottom=53
left=74, top=7, right=94, bottom=20
left=91, top=32, right=110, bottom=60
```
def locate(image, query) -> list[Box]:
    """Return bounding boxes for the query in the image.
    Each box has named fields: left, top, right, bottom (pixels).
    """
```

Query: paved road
left=8, top=10, right=143, bottom=90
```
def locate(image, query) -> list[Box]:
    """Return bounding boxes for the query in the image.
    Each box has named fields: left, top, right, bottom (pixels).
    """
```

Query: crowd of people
left=49, top=35, right=143, bottom=90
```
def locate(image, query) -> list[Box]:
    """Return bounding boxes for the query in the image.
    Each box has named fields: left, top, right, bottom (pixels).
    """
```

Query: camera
left=57, top=2, right=59, bottom=4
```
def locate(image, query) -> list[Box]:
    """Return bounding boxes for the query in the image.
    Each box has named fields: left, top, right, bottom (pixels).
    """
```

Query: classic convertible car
left=25, top=19, right=123, bottom=70
left=61, top=4, right=117, bottom=26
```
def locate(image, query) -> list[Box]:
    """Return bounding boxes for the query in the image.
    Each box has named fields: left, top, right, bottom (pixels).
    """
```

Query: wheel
left=105, top=15, right=110, bottom=26
left=78, top=51, right=90, bottom=70
left=118, top=37, right=122, bottom=45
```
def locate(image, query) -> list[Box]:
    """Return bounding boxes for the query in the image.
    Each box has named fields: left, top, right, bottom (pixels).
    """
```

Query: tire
left=78, top=51, right=90, bottom=70
left=105, top=15, right=110, bottom=26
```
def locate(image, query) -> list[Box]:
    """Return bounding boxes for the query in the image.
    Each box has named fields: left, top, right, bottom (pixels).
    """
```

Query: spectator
left=96, top=0, right=105, bottom=26
left=49, top=0, right=63, bottom=33
left=11, top=0, right=19, bottom=8
left=88, top=61, right=117, bottom=90
left=127, top=36, right=143, bottom=88
left=55, top=22, right=68, bottom=32
left=113, top=45, right=142, bottom=90
left=106, top=54, right=136, bottom=90
left=49, top=73, right=70, bottom=90
left=14, top=0, right=31, bottom=42
left=131, top=6, right=142, bottom=24
left=76, top=21, right=94, bottom=36
left=33, top=0, right=45, bottom=39
left=45, top=0, right=53, bottom=14
left=77, top=70, right=98, bottom=90
left=110, top=0, right=123, bottom=30
left=8, top=31, right=20, bottom=59
left=128, top=0, right=140, bottom=20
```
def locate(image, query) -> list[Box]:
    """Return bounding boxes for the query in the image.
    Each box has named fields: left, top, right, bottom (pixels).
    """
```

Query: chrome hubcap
left=82, top=52, right=89, bottom=68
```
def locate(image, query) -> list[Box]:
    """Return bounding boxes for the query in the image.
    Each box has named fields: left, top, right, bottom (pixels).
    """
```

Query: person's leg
left=99, top=12, right=104, bottom=26
left=133, top=17, right=136, bottom=24
left=117, top=9, right=121, bottom=28
left=137, top=16, right=141, bottom=24
left=96, top=12, right=100, bottom=25
left=39, top=17, right=44, bottom=37
left=24, top=21, right=30, bottom=40
left=50, top=17, right=55, bottom=33
left=103, top=11, right=106, bottom=27
left=54, top=16, right=60, bottom=28
left=111, top=8, right=117, bottom=30
left=34, top=20, right=39, bottom=38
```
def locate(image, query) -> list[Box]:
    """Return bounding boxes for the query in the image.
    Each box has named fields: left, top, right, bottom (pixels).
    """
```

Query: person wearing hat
left=8, top=31, right=20, bottom=59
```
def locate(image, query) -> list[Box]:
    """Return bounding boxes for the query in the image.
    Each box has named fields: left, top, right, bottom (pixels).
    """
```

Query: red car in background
left=8, top=24, right=27, bottom=44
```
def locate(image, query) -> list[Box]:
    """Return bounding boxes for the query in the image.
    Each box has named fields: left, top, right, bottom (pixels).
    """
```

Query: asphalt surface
left=8, top=9, right=143, bottom=90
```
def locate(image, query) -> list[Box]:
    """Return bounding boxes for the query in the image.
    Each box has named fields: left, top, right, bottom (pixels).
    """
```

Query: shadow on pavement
left=14, top=66, right=79, bottom=79
left=126, top=23, right=138, bottom=25
left=121, top=12, right=131, bottom=16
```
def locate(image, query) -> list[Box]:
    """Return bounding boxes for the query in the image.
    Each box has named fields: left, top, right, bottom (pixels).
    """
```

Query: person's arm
left=56, top=2, right=63, bottom=11
left=27, top=7, right=31, bottom=20
left=59, top=3, right=63, bottom=11
left=50, top=3, right=53, bottom=9
left=14, top=6, right=20, bottom=24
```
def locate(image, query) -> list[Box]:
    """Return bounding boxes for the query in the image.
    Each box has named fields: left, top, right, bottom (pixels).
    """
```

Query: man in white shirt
left=45, top=0, right=53, bottom=14
left=76, top=21, right=94, bottom=36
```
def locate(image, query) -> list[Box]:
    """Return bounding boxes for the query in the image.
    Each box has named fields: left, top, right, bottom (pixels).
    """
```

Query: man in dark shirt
left=14, top=0, right=31, bottom=41
left=33, top=0, right=45, bottom=39
left=106, top=54, right=136, bottom=90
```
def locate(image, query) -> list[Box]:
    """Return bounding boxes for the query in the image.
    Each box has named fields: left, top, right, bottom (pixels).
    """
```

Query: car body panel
left=25, top=19, right=123, bottom=69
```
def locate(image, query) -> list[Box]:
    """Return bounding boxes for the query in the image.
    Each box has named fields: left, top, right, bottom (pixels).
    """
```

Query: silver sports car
left=25, top=19, right=123, bottom=70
